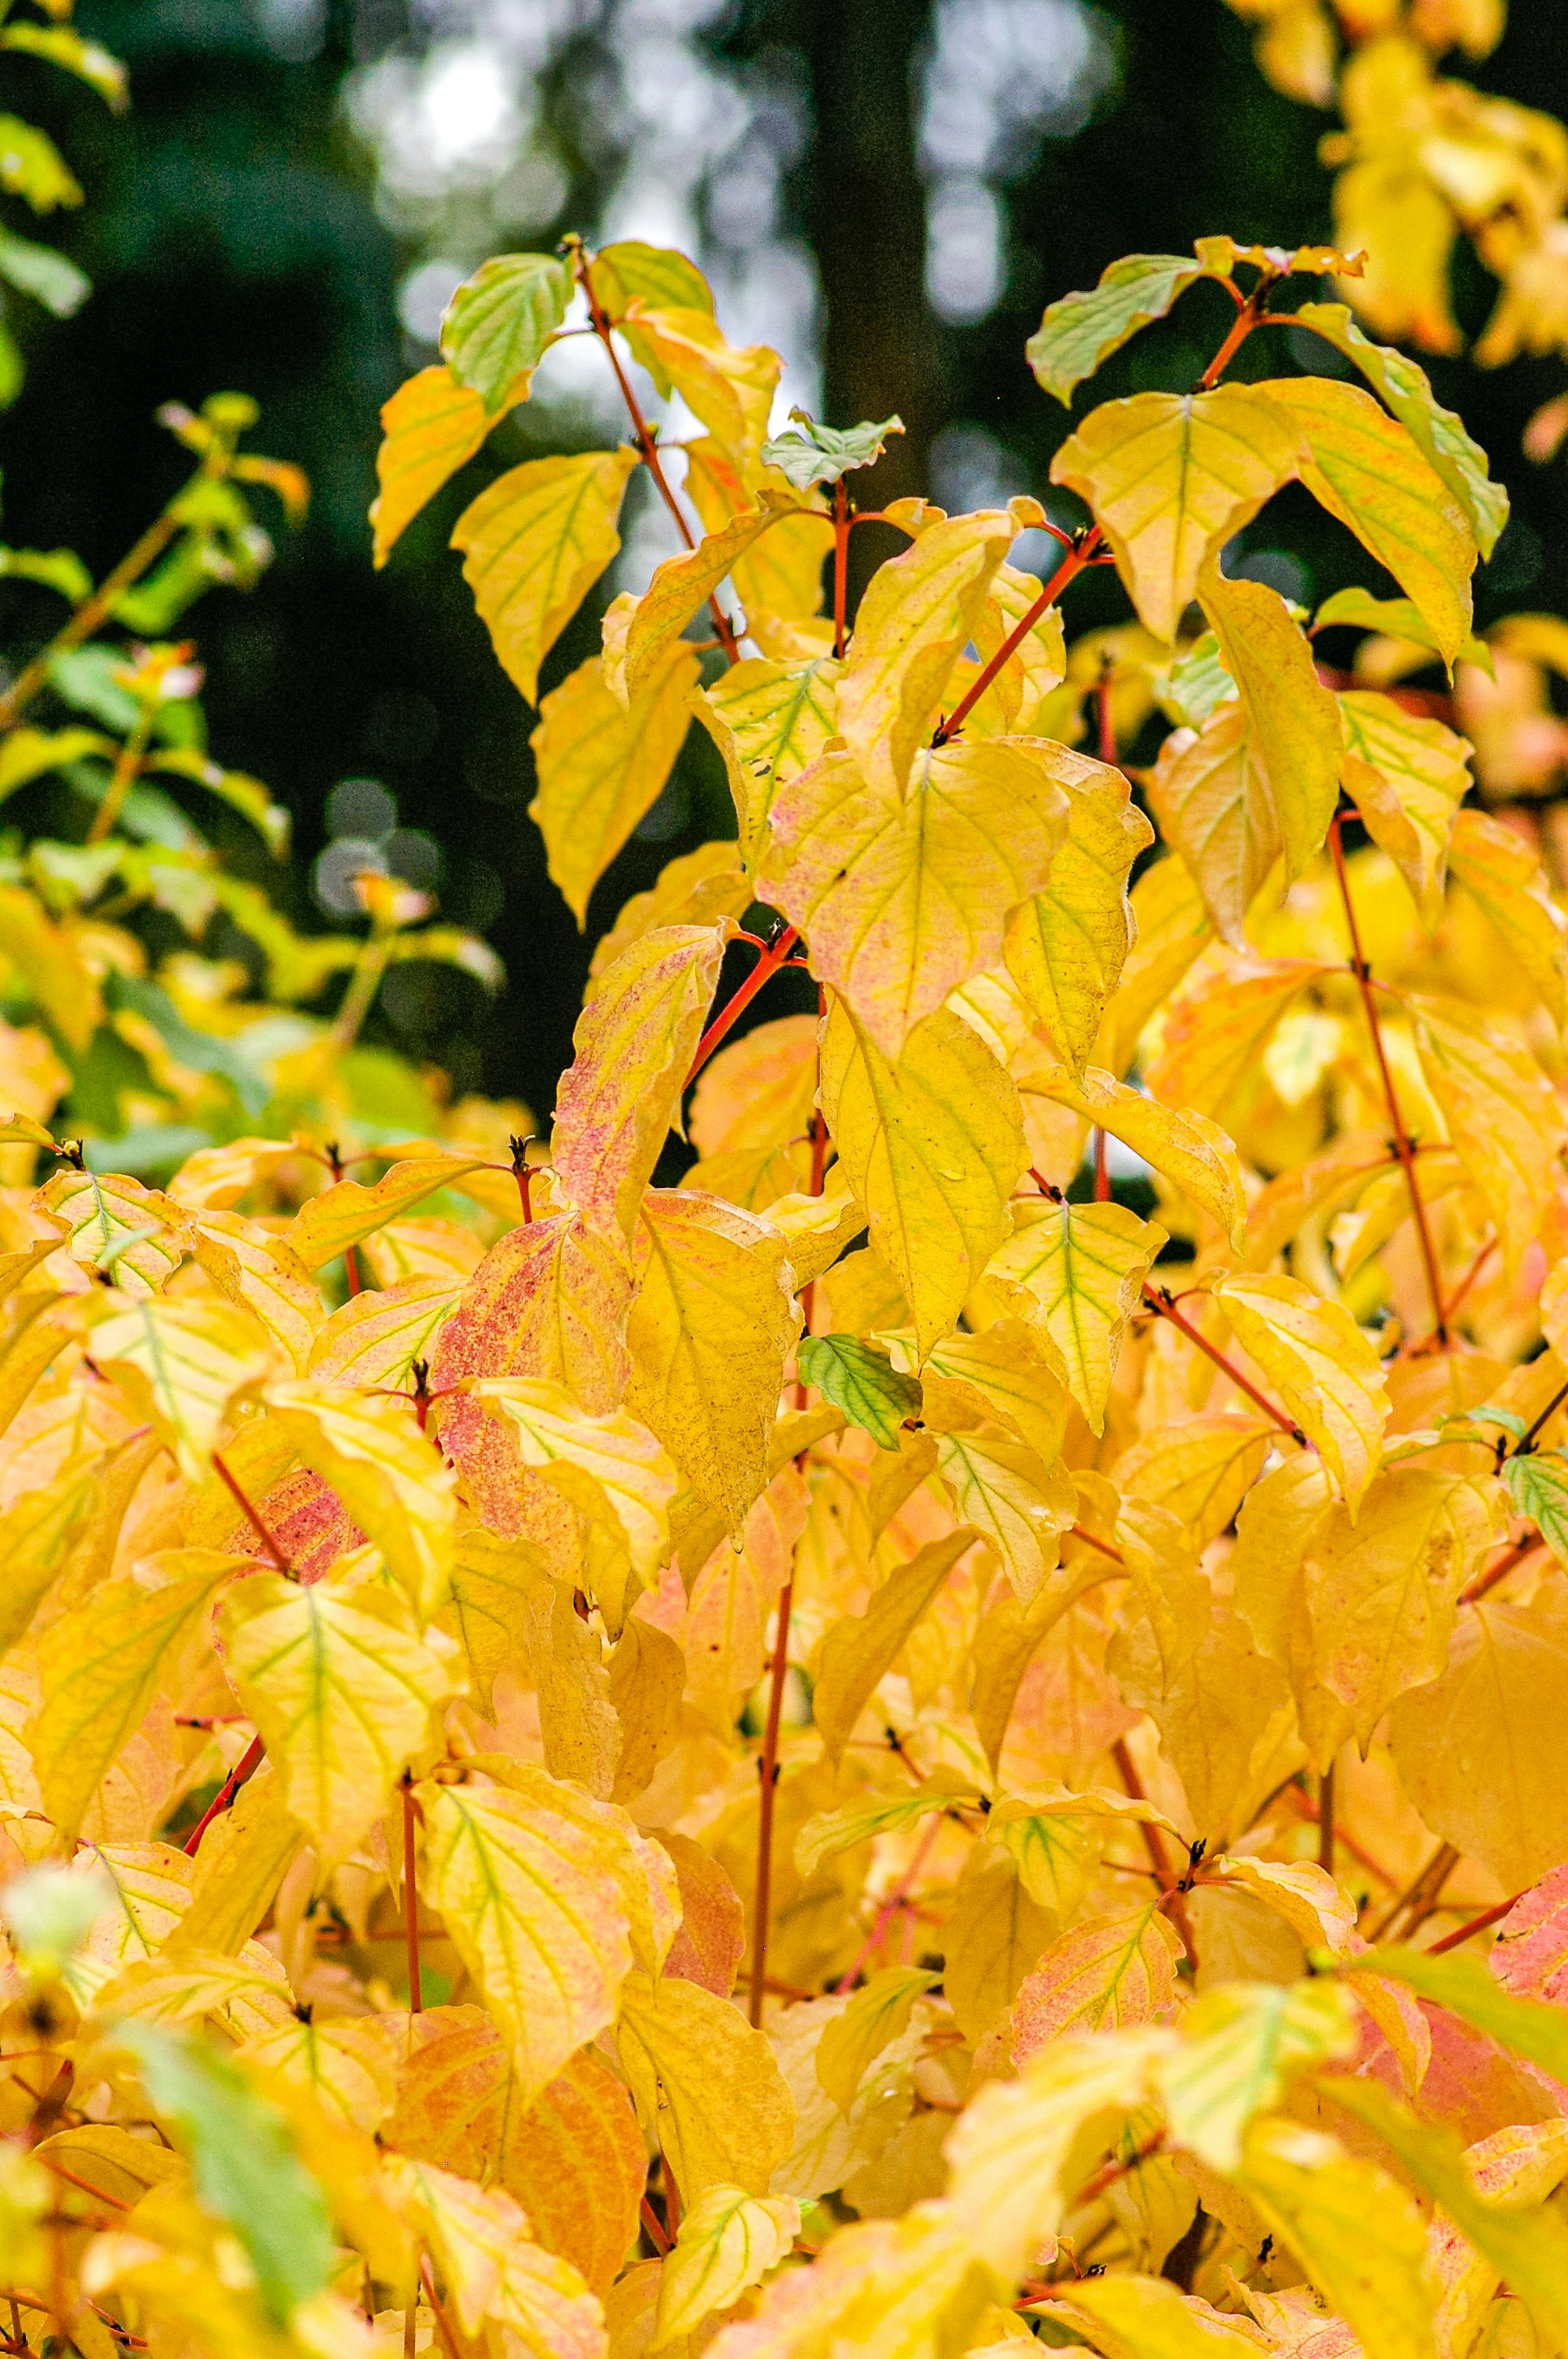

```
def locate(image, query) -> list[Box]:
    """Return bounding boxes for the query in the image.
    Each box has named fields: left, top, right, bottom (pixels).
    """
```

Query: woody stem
left=576, top=255, right=740, bottom=663
left=1141, top=1284, right=1303, bottom=1441
left=212, top=1449, right=292, bottom=1573
left=182, top=1734, right=265, bottom=1857
left=1328, top=816, right=1447, bottom=1344
left=833, top=478, right=849, bottom=659
left=687, top=928, right=800, bottom=1085
left=931, top=530, right=1102, bottom=747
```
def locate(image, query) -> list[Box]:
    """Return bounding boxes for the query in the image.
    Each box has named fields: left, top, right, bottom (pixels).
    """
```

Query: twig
left=1461, top=1533, right=1544, bottom=1606
left=402, top=1776, right=423, bottom=2014
left=688, top=929, right=800, bottom=1087
left=1111, top=1739, right=1196, bottom=1965
left=1327, top=815, right=1447, bottom=1344
left=0, top=510, right=181, bottom=731
left=638, top=2195, right=671, bottom=2256
left=748, top=1579, right=794, bottom=2029
left=212, top=1450, right=292, bottom=1575
left=419, top=2263, right=464, bottom=2359
left=1427, top=1892, right=1521, bottom=1954
left=1142, top=1285, right=1304, bottom=1441
left=181, top=1734, right=265, bottom=1857
left=833, top=1814, right=946, bottom=1994
left=932, top=531, right=1102, bottom=747
left=832, top=478, right=849, bottom=659
left=1367, top=1841, right=1459, bottom=1943
left=1317, top=1757, right=1335, bottom=1878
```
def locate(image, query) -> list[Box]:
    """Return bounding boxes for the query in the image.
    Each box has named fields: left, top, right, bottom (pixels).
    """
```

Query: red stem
left=1328, top=815, right=1447, bottom=1344
left=1111, top=1738, right=1196, bottom=1962
left=833, top=478, right=849, bottom=659
left=182, top=1733, right=265, bottom=1856
left=638, top=2197, right=671, bottom=2255
left=402, top=1777, right=423, bottom=2012
left=687, top=929, right=800, bottom=1085
left=212, top=1449, right=292, bottom=1574
left=1142, top=1283, right=1303, bottom=1441
left=1196, top=276, right=1280, bottom=390
left=834, top=1813, right=945, bottom=1993
left=931, top=531, right=1102, bottom=747
left=1093, top=1128, right=1109, bottom=1201
left=1427, top=1893, right=1521, bottom=1953
left=748, top=1576, right=794, bottom=2029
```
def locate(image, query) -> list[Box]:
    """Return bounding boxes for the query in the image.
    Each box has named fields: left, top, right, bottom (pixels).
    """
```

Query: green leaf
left=760, top=412, right=904, bottom=490
left=441, top=253, right=572, bottom=414
left=1153, top=631, right=1236, bottom=729
left=0, top=116, right=81, bottom=213
left=1158, top=1980, right=1356, bottom=2170
left=0, top=24, right=127, bottom=108
left=1346, top=1943, right=1568, bottom=2085
left=1312, top=586, right=1492, bottom=672
left=796, top=1333, right=923, bottom=1449
left=1501, top=1451, right=1568, bottom=1569
left=0, top=224, right=88, bottom=318
left=1293, top=300, right=1509, bottom=560
left=815, top=1968, right=941, bottom=2114
left=1026, top=253, right=1213, bottom=405
left=0, top=545, right=91, bottom=602
left=144, top=748, right=290, bottom=856
left=111, top=2023, right=332, bottom=2324
left=104, top=974, right=270, bottom=1118
left=795, top=1783, right=974, bottom=1879
left=588, top=239, right=714, bottom=322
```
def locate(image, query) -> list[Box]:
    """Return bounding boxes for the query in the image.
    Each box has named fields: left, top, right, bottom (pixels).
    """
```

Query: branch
left=1142, top=1284, right=1304, bottom=1442
left=931, top=529, right=1102, bottom=747
left=687, top=928, right=800, bottom=1086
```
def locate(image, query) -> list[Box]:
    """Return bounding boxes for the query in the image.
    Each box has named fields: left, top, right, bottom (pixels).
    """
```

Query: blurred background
left=5, top=0, right=1568, bottom=1121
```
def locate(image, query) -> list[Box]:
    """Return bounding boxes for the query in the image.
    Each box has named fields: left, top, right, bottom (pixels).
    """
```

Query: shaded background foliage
left=5, top=0, right=1568, bottom=1118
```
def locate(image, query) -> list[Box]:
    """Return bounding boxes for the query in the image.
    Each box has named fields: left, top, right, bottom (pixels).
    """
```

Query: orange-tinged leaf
left=1490, top=1869, right=1568, bottom=2006
left=529, top=647, right=699, bottom=926
left=1196, top=559, right=1344, bottom=878
left=267, top=1380, right=457, bottom=1623
left=1060, top=2277, right=1265, bottom=2358
left=833, top=500, right=1042, bottom=798
left=615, top=1968, right=795, bottom=2200
left=589, top=843, right=752, bottom=985
left=691, top=652, right=842, bottom=873
left=383, top=2152, right=604, bottom=2355
left=764, top=736, right=1069, bottom=1060
left=981, top=1198, right=1166, bottom=1434
left=371, top=367, right=492, bottom=569
left=220, top=1563, right=455, bottom=1870
left=1301, top=1465, right=1504, bottom=1748
left=240, top=2015, right=401, bottom=2135
left=31, top=1551, right=245, bottom=1838
left=552, top=921, right=733, bottom=1254
left=660, top=1834, right=746, bottom=1998
left=452, top=448, right=639, bottom=705
left=1448, top=806, right=1568, bottom=1023
left=690, top=1013, right=818, bottom=1165
left=1409, top=992, right=1566, bottom=1271
left=819, top=998, right=1025, bottom=1361
left=1051, top=386, right=1306, bottom=643
left=1003, top=753, right=1152, bottom=1071
left=1010, top=1902, right=1184, bottom=2061
left=1210, top=1271, right=1389, bottom=1514
left=467, top=1376, right=676, bottom=1592
left=1389, top=1590, right=1568, bottom=1891
left=1265, top=373, right=1476, bottom=667
left=1145, top=951, right=1331, bottom=1118
left=626, top=1188, right=800, bottom=1542
left=416, top=1773, right=637, bottom=2106
left=620, top=302, right=779, bottom=458
left=284, top=1154, right=493, bottom=1273
left=387, top=2015, right=644, bottom=2301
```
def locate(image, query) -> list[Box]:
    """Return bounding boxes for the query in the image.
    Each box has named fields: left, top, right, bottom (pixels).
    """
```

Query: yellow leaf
left=1389, top=1590, right=1568, bottom=1891
left=0, top=884, right=101, bottom=1049
left=1010, top=1902, right=1184, bottom=2060
left=971, top=564, right=1069, bottom=734
left=452, top=448, right=639, bottom=704
left=383, top=2153, right=604, bottom=2354
left=608, top=1619, right=685, bottom=1805
left=652, top=2184, right=798, bottom=2348
left=468, top=1376, right=676, bottom=1594
left=285, top=1154, right=493, bottom=1273
left=981, top=1198, right=1166, bottom=1434
left=692, top=653, right=843, bottom=874
left=1003, top=752, right=1152, bottom=1070
left=240, top=2016, right=401, bottom=2135
left=619, top=495, right=803, bottom=704
left=0, top=1456, right=105, bottom=1653
left=35, top=1165, right=191, bottom=1295
left=812, top=1532, right=978, bottom=1761
left=690, top=1012, right=818, bottom=1166
left=220, top=1564, right=454, bottom=1870
left=1236, top=2117, right=1439, bottom=2359
left=169, top=1765, right=303, bottom=1956
left=943, top=1852, right=1054, bottom=2045
left=684, top=434, right=833, bottom=621
left=1014, top=1063, right=1246, bottom=1249
left=1341, top=689, right=1473, bottom=925
left=615, top=1968, right=795, bottom=2199
left=1145, top=951, right=1332, bottom=1117
left=620, top=303, right=779, bottom=458
left=1062, top=2276, right=1272, bottom=2357
left=1051, top=386, right=1305, bottom=642
left=945, top=2029, right=1169, bottom=2281
left=1210, top=1271, right=1388, bottom=1513
left=932, top=1426, right=1076, bottom=1608
left=704, top=2203, right=977, bottom=2359
left=1157, top=1982, right=1356, bottom=2172
left=370, top=367, right=491, bottom=570
left=1094, top=855, right=1212, bottom=1079
left=912, top=1319, right=1071, bottom=1467
left=445, top=1524, right=550, bottom=1717
left=191, top=1210, right=324, bottom=1377
left=1261, top=374, right=1476, bottom=667
left=92, top=1294, right=274, bottom=1479
left=764, top=737, right=1069, bottom=1060
left=1409, top=992, right=1566, bottom=1272
left=552, top=921, right=733, bottom=1255
left=589, top=843, right=752, bottom=985
left=626, top=1188, right=800, bottom=1543
left=267, top=1380, right=457, bottom=1623
left=1301, top=1465, right=1504, bottom=1748
left=833, top=500, right=1042, bottom=797
left=416, top=1773, right=637, bottom=2108
left=308, top=1277, right=464, bottom=1391
left=32, top=1551, right=245, bottom=1837
left=814, top=1968, right=940, bottom=2117
left=820, top=998, right=1025, bottom=1362
left=1115, top=1414, right=1272, bottom=1547
left=529, top=647, right=700, bottom=927
left=1196, top=559, right=1343, bottom=878
left=1446, top=807, right=1568, bottom=1025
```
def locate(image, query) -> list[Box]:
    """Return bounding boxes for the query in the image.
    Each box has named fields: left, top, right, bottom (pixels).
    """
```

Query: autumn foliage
left=2, top=9, right=1568, bottom=2354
